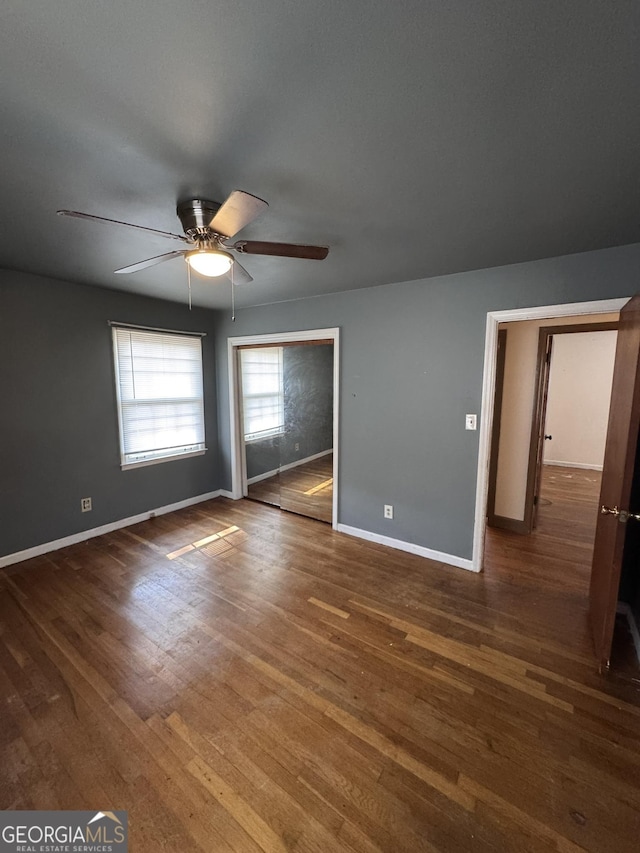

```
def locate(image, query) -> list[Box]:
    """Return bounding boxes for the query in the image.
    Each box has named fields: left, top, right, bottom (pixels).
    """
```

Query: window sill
left=121, top=449, right=207, bottom=471
left=244, top=430, right=285, bottom=444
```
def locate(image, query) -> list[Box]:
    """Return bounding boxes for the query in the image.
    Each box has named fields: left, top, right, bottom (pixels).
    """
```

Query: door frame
left=524, top=322, right=619, bottom=532
left=227, top=327, right=340, bottom=529
left=486, top=329, right=507, bottom=528
left=472, top=298, right=628, bottom=572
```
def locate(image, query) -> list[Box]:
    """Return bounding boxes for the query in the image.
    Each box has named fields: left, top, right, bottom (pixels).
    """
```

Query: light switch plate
left=465, top=414, right=477, bottom=431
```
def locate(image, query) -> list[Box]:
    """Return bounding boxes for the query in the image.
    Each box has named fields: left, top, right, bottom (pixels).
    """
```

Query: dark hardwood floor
left=1, top=473, right=639, bottom=851
left=486, top=463, right=640, bottom=680
left=484, top=465, right=603, bottom=649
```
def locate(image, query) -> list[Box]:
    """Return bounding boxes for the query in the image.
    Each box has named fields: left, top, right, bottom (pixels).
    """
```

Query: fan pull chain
left=187, top=263, right=192, bottom=311
left=231, top=264, right=236, bottom=321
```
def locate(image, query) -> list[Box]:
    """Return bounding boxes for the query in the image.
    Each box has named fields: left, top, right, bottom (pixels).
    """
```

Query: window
left=112, top=326, right=206, bottom=468
left=240, top=347, right=284, bottom=441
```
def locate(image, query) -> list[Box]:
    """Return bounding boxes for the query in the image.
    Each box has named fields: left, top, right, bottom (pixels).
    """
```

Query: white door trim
left=472, top=298, right=629, bottom=573
left=227, top=328, right=340, bottom=529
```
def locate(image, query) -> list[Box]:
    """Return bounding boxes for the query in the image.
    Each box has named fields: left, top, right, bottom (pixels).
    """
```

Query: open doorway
left=486, top=316, right=618, bottom=532
left=484, top=318, right=618, bottom=590
left=533, top=327, right=617, bottom=536
left=473, top=297, right=640, bottom=676
left=473, top=298, right=628, bottom=577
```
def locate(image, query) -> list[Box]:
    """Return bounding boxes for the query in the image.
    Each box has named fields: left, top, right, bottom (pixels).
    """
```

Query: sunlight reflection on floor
left=304, top=477, right=333, bottom=496
left=166, top=525, right=241, bottom=560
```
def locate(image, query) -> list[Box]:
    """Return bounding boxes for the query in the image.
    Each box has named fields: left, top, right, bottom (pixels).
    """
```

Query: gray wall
left=3, top=241, right=639, bottom=565
left=0, top=270, right=219, bottom=556
left=245, top=343, right=334, bottom=480
left=215, top=243, right=640, bottom=561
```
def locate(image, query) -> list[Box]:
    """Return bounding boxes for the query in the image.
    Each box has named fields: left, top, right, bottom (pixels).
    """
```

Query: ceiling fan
left=57, top=191, right=329, bottom=285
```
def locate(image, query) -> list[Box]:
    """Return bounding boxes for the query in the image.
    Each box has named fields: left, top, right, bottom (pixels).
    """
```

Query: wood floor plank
left=187, top=754, right=292, bottom=853
left=1, top=465, right=639, bottom=850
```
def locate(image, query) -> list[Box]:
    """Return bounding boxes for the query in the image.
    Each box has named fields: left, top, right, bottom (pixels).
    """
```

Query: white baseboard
left=0, top=490, right=225, bottom=569
left=336, top=524, right=476, bottom=573
left=247, top=467, right=280, bottom=486
left=4, top=489, right=473, bottom=575
left=617, top=602, right=640, bottom=665
left=544, top=460, right=603, bottom=471
left=247, top=448, right=333, bottom=486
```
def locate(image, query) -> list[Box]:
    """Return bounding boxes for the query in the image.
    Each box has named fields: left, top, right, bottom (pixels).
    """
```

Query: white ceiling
left=1, top=1, right=638, bottom=309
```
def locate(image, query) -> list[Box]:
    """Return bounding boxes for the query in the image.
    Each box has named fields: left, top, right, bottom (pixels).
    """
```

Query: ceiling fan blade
left=209, top=190, right=268, bottom=239
left=114, top=250, right=186, bottom=274
left=57, top=209, right=189, bottom=243
left=226, top=258, right=253, bottom=285
left=232, top=240, right=329, bottom=260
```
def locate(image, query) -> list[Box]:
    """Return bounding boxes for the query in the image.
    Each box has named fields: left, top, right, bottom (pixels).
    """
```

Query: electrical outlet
left=81, top=497, right=92, bottom=513
left=465, top=414, right=477, bottom=431
left=384, top=504, right=393, bottom=519
left=294, top=442, right=299, bottom=451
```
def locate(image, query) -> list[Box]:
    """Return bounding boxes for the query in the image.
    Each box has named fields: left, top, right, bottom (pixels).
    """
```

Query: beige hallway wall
left=494, top=312, right=618, bottom=521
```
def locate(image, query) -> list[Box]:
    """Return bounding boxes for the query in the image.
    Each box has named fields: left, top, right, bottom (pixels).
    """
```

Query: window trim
left=243, top=427, right=285, bottom=444
left=111, top=325, right=207, bottom=470
left=116, top=448, right=206, bottom=471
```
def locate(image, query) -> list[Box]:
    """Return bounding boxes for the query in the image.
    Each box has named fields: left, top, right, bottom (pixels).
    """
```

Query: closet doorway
left=228, top=329, right=339, bottom=527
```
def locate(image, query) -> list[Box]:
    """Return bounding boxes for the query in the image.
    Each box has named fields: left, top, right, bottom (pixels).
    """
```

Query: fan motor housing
left=177, top=199, right=221, bottom=239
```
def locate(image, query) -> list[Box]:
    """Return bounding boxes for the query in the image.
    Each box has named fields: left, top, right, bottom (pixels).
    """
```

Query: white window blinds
left=112, top=327, right=206, bottom=467
left=240, top=347, right=284, bottom=441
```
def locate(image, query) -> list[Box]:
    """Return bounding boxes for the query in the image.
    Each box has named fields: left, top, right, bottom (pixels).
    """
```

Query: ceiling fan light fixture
left=185, top=248, right=233, bottom=277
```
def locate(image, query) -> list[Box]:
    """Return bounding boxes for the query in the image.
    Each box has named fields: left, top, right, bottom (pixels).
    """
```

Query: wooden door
left=589, top=294, right=640, bottom=670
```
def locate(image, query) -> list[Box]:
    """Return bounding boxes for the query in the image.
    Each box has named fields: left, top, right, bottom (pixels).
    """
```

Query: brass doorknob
left=601, top=505, right=620, bottom=516
left=601, top=505, right=640, bottom=522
